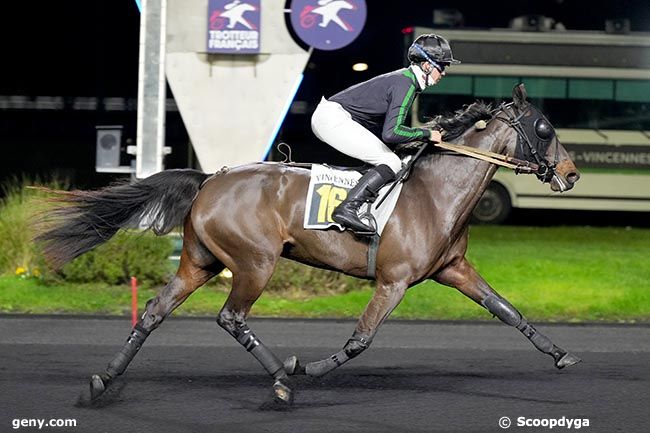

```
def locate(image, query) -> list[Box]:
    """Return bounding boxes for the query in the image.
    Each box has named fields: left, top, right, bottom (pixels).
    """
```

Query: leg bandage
left=217, top=313, right=286, bottom=380
left=483, top=295, right=555, bottom=354
left=305, top=332, right=371, bottom=377
left=106, top=324, right=150, bottom=378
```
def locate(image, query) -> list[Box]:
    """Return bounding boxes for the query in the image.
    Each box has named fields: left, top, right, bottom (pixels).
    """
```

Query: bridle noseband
left=492, top=102, right=560, bottom=183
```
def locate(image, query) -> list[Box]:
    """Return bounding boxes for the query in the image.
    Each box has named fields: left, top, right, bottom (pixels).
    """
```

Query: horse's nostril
left=566, top=172, right=580, bottom=184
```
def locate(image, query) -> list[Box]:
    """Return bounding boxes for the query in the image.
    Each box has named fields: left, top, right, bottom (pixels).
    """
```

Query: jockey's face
left=423, top=62, right=445, bottom=86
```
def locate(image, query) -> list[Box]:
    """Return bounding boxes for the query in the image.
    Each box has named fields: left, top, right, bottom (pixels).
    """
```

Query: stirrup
left=340, top=216, right=377, bottom=236
left=336, top=217, right=376, bottom=236
left=353, top=209, right=377, bottom=235
left=349, top=226, right=376, bottom=236
left=332, top=210, right=376, bottom=235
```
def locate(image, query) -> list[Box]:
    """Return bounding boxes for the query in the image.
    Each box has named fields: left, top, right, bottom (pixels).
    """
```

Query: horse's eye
left=534, top=118, right=554, bottom=141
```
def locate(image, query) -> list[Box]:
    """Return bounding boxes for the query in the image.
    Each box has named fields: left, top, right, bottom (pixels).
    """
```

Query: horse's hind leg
left=89, top=226, right=222, bottom=402
left=216, top=259, right=295, bottom=404
left=288, top=279, right=409, bottom=378
left=434, top=257, right=581, bottom=369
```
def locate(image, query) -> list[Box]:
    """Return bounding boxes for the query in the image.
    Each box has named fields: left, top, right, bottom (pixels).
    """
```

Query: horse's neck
left=415, top=122, right=511, bottom=227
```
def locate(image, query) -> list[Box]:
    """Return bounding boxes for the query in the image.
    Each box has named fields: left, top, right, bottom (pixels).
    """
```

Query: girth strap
left=366, top=233, right=380, bottom=279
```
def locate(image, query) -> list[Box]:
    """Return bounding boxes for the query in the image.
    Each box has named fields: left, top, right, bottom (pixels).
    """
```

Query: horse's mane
left=396, top=101, right=493, bottom=155
left=428, top=100, right=493, bottom=142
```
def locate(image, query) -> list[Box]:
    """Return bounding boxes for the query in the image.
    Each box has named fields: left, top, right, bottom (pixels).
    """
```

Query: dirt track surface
left=1, top=316, right=648, bottom=432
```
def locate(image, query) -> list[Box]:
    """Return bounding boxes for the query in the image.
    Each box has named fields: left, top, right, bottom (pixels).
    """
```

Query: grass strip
left=1, top=226, right=649, bottom=322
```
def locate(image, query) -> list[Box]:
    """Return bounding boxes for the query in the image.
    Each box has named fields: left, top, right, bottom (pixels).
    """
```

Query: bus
left=406, top=26, right=650, bottom=223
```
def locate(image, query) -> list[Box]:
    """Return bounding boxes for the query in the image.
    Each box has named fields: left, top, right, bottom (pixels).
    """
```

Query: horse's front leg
left=434, top=257, right=581, bottom=369
left=286, top=280, right=408, bottom=378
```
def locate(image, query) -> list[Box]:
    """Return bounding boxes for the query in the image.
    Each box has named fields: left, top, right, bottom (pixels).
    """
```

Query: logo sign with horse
left=290, top=0, right=367, bottom=50
left=207, top=0, right=261, bottom=54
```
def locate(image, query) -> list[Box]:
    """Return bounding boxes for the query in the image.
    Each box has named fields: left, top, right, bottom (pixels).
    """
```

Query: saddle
left=270, top=141, right=423, bottom=236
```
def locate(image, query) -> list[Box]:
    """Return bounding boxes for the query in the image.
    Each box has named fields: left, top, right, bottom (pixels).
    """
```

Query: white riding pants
left=311, top=97, right=402, bottom=174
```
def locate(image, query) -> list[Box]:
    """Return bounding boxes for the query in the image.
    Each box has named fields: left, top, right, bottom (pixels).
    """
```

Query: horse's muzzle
left=550, top=160, right=580, bottom=192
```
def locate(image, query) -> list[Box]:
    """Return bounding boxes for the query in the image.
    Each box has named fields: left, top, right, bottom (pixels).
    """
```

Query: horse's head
left=421, top=86, right=579, bottom=192
left=501, top=84, right=580, bottom=192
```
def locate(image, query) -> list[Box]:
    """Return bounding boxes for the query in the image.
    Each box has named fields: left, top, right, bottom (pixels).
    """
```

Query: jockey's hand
left=428, top=129, right=442, bottom=143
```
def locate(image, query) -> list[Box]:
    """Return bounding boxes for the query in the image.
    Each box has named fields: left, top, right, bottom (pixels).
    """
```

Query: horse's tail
left=36, top=169, right=209, bottom=269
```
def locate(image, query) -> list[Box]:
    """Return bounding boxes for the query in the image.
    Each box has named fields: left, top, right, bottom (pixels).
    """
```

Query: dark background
left=1, top=0, right=649, bottom=196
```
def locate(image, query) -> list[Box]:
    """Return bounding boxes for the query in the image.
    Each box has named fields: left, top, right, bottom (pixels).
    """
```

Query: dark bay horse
left=37, top=84, right=581, bottom=405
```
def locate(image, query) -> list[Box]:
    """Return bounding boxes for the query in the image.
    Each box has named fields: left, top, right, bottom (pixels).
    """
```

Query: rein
left=433, top=140, right=539, bottom=174
left=432, top=102, right=558, bottom=179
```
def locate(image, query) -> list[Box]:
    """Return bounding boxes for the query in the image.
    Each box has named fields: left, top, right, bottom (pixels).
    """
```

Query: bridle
left=390, top=98, right=568, bottom=202
left=492, top=101, right=560, bottom=183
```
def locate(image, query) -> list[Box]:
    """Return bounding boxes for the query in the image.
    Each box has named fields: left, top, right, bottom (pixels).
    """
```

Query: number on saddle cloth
left=303, top=164, right=404, bottom=235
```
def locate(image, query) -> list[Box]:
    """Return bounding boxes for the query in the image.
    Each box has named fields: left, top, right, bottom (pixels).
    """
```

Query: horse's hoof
left=77, top=374, right=125, bottom=408
left=283, top=356, right=305, bottom=376
left=273, top=380, right=294, bottom=405
left=555, top=352, right=582, bottom=369
left=90, top=374, right=107, bottom=400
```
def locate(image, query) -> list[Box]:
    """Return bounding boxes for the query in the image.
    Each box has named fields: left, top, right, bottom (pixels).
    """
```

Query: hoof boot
left=555, top=352, right=582, bottom=369
left=89, top=374, right=107, bottom=400
left=273, top=380, right=294, bottom=405
left=283, top=356, right=305, bottom=376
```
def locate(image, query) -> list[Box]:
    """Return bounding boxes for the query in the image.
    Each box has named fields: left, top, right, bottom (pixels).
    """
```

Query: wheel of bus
left=472, top=182, right=512, bottom=224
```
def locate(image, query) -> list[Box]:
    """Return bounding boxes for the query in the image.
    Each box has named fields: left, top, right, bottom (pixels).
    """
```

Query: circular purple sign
left=290, top=0, right=366, bottom=51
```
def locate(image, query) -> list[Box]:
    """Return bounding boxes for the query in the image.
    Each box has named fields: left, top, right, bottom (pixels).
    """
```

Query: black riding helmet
left=407, top=33, right=461, bottom=66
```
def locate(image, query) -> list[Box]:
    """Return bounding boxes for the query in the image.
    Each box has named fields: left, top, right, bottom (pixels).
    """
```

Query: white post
left=136, top=0, right=167, bottom=179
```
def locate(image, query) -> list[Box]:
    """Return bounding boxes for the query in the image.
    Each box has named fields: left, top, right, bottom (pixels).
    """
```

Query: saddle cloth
left=303, top=164, right=403, bottom=235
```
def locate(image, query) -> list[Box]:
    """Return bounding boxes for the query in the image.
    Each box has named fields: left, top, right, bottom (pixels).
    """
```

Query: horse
left=36, top=84, right=581, bottom=406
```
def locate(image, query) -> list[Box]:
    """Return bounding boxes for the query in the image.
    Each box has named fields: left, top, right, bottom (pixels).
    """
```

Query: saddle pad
left=303, top=164, right=403, bottom=235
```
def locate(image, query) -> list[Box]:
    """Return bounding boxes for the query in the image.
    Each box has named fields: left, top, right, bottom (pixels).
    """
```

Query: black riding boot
left=332, top=164, right=395, bottom=234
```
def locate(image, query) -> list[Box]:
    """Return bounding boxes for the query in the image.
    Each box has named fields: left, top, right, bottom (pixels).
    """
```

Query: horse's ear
left=512, top=83, right=528, bottom=110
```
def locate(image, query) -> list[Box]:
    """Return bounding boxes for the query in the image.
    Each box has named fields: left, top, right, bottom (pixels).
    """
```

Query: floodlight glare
left=352, top=63, right=369, bottom=72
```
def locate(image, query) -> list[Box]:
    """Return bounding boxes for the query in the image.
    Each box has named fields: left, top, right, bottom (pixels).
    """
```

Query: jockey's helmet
left=407, top=34, right=461, bottom=66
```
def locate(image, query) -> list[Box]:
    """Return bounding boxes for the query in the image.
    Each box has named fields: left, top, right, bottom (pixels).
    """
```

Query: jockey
left=311, top=33, right=461, bottom=235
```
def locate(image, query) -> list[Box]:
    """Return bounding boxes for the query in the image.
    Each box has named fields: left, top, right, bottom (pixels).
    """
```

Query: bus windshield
left=416, top=75, right=650, bottom=131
